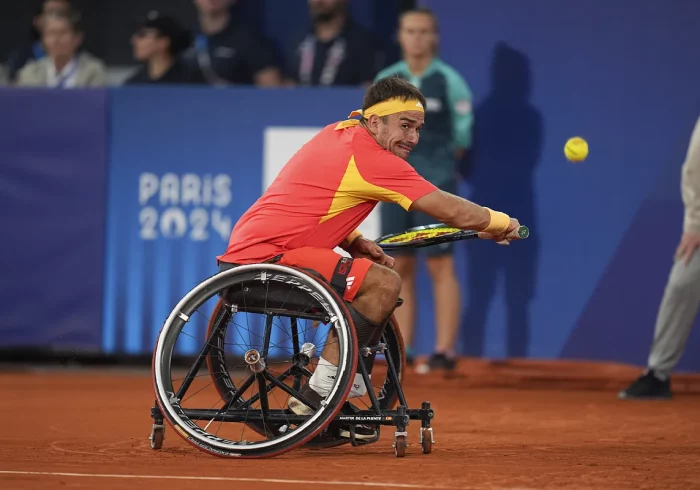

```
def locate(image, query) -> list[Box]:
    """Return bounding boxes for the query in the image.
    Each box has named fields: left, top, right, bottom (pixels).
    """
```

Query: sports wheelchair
left=149, top=262, right=435, bottom=458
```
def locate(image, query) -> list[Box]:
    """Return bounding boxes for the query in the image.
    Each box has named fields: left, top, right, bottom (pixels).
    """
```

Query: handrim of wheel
left=152, top=264, right=356, bottom=456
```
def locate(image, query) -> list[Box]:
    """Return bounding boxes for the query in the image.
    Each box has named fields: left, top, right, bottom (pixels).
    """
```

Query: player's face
left=376, top=111, right=424, bottom=160
left=43, top=17, right=81, bottom=59
left=399, top=13, right=437, bottom=58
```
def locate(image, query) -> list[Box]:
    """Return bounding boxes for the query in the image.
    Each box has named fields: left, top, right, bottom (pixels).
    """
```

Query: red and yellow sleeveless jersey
left=217, top=123, right=438, bottom=264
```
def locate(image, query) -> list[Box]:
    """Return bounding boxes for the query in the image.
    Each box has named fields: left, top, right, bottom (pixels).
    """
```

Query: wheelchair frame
left=149, top=263, right=435, bottom=458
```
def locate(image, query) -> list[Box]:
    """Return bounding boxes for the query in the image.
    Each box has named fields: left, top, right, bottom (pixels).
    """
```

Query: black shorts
left=379, top=180, right=457, bottom=257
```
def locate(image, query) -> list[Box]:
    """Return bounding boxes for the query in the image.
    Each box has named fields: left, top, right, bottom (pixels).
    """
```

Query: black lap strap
left=330, top=256, right=353, bottom=297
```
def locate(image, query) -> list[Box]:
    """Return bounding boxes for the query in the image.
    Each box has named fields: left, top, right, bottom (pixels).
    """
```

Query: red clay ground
left=1, top=359, right=699, bottom=490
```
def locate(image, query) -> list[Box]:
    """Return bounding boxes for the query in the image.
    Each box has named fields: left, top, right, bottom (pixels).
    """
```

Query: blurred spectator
left=4, top=0, right=72, bottom=84
left=125, top=12, right=205, bottom=85
left=619, top=116, right=700, bottom=400
left=16, top=10, right=106, bottom=88
left=181, top=0, right=281, bottom=86
left=285, top=0, right=383, bottom=87
left=375, top=8, right=474, bottom=371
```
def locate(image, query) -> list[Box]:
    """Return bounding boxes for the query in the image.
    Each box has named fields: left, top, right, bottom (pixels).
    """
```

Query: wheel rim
left=152, top=264, right=356, bottom=455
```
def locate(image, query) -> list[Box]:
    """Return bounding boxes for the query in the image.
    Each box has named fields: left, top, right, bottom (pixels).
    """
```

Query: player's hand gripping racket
left=375, top=223, right=529, bottom=251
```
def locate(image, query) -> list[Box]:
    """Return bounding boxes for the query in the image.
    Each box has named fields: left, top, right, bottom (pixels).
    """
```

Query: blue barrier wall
left=0, top=89, right=108, bottom=351
left=102, top=87, right=366, bottom=356
left=415, top=0, right=700, bottom=369
left=1, top=0, right=700, bottom=370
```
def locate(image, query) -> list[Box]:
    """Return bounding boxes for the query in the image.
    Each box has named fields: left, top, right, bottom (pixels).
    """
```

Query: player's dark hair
left=362, top=76, right=427, bottom=115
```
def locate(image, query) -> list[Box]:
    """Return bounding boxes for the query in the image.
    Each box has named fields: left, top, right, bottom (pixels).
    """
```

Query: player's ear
left=366, top=114, right=381, bottom=135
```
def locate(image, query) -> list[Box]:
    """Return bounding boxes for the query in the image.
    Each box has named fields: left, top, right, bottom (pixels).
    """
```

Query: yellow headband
left=335, top=97, right=424, bottom=130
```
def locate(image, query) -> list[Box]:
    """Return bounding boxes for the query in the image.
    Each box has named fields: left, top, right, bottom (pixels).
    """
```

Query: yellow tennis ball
left=565, top=137, right=588, bottom=162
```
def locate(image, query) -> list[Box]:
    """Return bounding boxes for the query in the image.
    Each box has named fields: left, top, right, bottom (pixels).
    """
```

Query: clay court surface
left=1, top=359, right=699, bottom=490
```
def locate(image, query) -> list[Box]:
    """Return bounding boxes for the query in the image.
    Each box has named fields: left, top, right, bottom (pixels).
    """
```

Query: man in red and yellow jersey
left=218, top=77, right=521, bottom=439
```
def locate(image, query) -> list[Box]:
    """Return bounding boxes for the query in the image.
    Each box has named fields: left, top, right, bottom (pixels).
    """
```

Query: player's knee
left=361, top=264, right=401, bottom=303
left=377, top=266, right=402, bottom=307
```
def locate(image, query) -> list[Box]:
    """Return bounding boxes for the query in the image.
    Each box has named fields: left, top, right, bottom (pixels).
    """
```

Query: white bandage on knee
left=308, top=357, right=369, bottom=398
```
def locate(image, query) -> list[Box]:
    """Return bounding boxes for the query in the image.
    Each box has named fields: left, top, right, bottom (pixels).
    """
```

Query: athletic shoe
left=289, top=386, right=378, bottom=440
left=288, top=385, right=325, bottom=416
left=339, top=424, right=378, bottom=440
left=618, top=370, right=672, bottom=400
left=428, top=352, right=456, bottom=371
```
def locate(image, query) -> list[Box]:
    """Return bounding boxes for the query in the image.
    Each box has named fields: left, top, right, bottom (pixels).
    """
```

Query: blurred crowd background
left=0, top=0, right=409, bottom=88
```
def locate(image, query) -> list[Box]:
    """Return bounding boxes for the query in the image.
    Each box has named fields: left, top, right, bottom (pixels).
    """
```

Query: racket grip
left=508, top=226, right=529, bottom=240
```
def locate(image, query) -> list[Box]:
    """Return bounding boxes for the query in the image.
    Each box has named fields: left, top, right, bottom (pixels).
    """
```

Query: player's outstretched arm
left=411, top=189, right=519, bottom=241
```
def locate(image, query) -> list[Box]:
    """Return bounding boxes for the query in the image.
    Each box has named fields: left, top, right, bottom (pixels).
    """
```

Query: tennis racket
left=375, top=223, right=529, bottom=251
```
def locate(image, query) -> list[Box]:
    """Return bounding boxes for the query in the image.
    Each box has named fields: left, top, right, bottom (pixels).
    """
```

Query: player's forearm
left=411, top=190, right=508, bottom=233
left=436, top=191, right=489, bottom=230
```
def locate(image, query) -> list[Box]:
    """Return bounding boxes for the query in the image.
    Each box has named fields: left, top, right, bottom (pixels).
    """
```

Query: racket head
left=375, top=224, right=475, bottom=250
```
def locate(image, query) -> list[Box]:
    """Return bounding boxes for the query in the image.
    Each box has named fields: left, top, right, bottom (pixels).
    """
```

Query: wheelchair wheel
left=152, top=264, right=358, bottom=458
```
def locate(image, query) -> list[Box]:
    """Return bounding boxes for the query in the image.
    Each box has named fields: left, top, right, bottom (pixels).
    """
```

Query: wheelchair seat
left=219, top=262, right=331, bottom=316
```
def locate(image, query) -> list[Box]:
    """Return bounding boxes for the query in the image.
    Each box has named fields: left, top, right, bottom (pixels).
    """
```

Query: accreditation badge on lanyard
left=195, top=34, right=229, bottom=86
left=298, top=34, right=346, bottom=86
left=54, top=58, right=79, bottom=88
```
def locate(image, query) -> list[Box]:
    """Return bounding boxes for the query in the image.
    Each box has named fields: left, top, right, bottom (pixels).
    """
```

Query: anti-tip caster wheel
left=420, top=428, right=433, bottom=454
left=150, top=424, right=165, bottom=450
left=393, top=434, right=407, bottom=457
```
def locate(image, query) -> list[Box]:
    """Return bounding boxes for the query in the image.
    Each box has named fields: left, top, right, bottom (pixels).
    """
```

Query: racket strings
left=378, top=227, right=462, bottom=244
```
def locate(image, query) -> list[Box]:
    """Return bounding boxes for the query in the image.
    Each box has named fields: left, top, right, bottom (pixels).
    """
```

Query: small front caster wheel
left=394, top=434, right=407, bottom=457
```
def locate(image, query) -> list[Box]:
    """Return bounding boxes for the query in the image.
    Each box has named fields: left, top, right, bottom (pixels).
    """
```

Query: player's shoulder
left=374, top=61, right=409, bottom=82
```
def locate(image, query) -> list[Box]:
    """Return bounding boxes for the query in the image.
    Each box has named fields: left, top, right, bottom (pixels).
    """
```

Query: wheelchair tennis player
left=216, top=76, right=523, bottom=440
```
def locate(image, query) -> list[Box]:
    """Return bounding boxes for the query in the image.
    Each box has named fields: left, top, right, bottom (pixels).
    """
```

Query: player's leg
left=278, top=247, right=401, bottom=433
left=620, top=252, right=700, bottom=399
left=320, top=261, right=402, bottom=365
left=380, top=201, right=418, bottom=364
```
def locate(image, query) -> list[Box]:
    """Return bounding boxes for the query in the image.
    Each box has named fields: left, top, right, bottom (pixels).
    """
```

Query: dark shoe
left=339, top=424, right=378, bottom=440
left=288, top=385, right=325, bottom=415
left=428, top=352, right=456, bottom=371
left=618, top=370, right=672, bottom=400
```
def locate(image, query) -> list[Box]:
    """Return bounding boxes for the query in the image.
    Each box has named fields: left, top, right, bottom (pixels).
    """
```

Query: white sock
left=349, top=372, right=369, bottom=398
left=309, top=357, right=369, bottom=398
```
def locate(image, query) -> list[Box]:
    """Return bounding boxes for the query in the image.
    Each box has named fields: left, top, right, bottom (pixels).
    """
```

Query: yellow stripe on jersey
left=320, top=156, right=413, bottom=223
